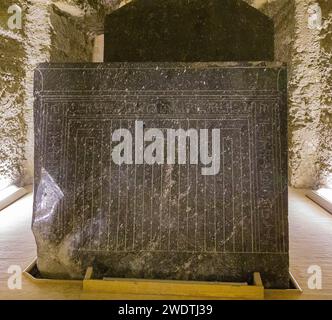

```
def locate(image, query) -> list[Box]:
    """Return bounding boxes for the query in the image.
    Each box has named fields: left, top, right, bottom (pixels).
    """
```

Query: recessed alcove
left=104, top=0, right=274, bottom=62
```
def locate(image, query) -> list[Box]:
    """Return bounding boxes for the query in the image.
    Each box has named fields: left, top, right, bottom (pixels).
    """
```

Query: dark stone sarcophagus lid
left=33, top=62, right=289, bottom=289
left=104, top=0, right=274, bottom=62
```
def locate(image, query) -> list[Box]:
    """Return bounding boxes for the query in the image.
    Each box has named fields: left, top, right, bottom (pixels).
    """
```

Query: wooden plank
left=83, top=276, right=264, bottom=300
left=84, top=267, right=93, bottom=280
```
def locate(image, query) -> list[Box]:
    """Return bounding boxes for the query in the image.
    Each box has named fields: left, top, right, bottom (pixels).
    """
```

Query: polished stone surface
left=33, top=62, right=288, bottom=288
left=104, top=0, right=274, bottom=62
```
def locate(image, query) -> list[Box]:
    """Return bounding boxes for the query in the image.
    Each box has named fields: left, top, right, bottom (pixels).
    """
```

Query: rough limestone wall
left=287, top=0, right=323, bottom=188
left=0, top=0, right=102, bottom=187
left=23, top=2, right=95, bottom=185
left=22, top=0, right=52, bottom=186
left=23, top=1, right=97, bottom=185
left=287, top=0, right=332, bottom=188
left=0, top=0, right=27, bottom=188
left=318, top=1, right=332, bottom=188
left=258, top=0, right=331, bottom=188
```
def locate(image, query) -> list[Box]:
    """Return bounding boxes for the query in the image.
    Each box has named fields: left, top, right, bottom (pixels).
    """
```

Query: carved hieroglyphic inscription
left=33, top=63, right=289, bottom=288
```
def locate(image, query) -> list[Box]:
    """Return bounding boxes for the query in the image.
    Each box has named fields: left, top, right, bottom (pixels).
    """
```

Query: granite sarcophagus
left=33, top=62, right=289, bottom=288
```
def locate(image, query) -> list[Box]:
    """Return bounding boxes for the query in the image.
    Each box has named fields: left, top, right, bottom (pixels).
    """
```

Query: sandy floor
left=0, top=187, right=331, bottom=300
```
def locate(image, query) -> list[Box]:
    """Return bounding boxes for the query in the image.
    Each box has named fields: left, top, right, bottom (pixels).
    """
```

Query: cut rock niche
left=33, top=0, right=289, bottom=289
left=104, top=0, right=274, bottom=62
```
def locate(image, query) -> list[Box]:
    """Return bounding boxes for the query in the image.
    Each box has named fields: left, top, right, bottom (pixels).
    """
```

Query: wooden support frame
left=82, top=267, right=264, bottom=300
left=23, top=259, right=302, bottom=300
